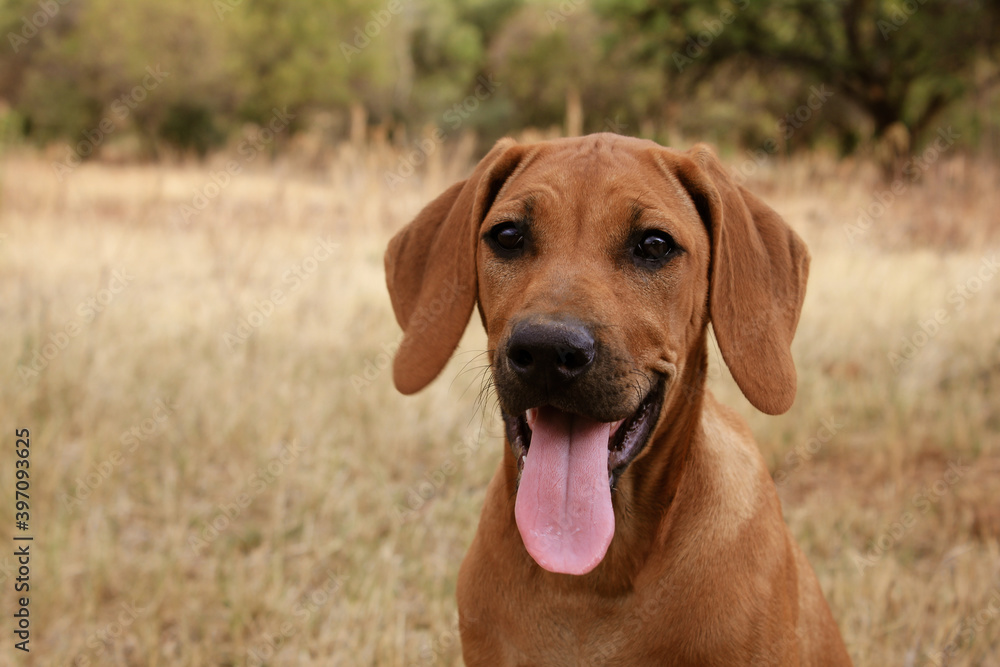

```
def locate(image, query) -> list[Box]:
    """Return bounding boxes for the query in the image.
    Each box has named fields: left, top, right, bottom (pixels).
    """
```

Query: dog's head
left=385, top=134, right=808, bottom=575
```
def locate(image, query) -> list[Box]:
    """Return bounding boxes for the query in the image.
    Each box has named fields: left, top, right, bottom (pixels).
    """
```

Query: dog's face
left=476, top=147, right=715, bottom=574
left=385, top=134, right=809, bottom=575
left=478, top=144, right=711, bottom=467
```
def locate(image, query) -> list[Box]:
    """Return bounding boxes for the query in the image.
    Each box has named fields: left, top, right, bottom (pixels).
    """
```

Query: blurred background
left=0, top=0, right=998, bottom=665
left=1, top=0, right=999, bottom=163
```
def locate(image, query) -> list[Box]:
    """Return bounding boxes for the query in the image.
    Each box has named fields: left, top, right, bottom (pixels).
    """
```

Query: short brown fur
left=385, top=134, right=851, bottom=665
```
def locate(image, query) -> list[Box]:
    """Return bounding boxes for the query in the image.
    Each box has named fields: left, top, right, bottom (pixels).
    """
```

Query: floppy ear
left=672, top=143, right=810, bottom=415
left=385, top=138, right=522, bottom=394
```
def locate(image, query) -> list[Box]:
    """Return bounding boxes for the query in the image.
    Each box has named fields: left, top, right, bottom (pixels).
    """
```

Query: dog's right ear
left=385, top=138, right=522, bottom=394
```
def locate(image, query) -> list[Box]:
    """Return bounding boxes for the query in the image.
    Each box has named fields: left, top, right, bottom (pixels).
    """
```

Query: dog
left=385, top=134, right=851, bottom=665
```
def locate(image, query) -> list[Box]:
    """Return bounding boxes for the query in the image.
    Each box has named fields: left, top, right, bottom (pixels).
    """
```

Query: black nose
left=506, top=318, right=596, bottom=386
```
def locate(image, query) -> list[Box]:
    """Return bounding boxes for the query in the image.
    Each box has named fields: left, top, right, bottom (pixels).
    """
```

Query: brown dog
left=385, top=134, right=851, bottom=665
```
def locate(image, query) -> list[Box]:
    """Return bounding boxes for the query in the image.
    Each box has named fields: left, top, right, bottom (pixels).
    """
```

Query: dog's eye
left=490, top=223, right=524, bottom=251
left=634, top=230, right=677, bottom=263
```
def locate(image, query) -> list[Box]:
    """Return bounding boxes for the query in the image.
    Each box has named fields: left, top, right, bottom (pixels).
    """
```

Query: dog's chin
left=502, top=375, right=665, bottom=491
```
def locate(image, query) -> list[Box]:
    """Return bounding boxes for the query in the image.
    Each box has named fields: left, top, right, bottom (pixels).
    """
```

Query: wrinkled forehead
left=487, top=138, right=704, bottom=245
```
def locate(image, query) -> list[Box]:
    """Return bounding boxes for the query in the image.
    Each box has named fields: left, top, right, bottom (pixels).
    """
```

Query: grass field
left=0, top=138, right=998, bottom=666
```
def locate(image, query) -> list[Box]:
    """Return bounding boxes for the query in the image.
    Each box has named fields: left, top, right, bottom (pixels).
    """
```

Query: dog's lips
left=508, top=376, right=664, bottom=490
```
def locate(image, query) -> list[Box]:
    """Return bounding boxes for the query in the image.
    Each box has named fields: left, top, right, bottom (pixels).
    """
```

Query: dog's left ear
left=385, top=138, right=523, bottom=394
left=668, top=144, right=810, bottom=415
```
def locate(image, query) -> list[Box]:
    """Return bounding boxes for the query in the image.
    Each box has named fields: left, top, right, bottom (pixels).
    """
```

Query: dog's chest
left=460, top=569, right=697, bottom=665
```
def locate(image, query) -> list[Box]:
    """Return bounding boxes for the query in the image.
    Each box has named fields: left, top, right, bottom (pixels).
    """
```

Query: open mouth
left=503, top=374, right=665, bottom=491
left=502, top=375, right=665, bottom=576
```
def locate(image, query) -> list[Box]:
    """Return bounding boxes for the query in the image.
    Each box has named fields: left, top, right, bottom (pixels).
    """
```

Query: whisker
left=627, top=368, right=651, bottom=405
left=454, top=349, right=492, bottom=380
left=472, top=362, right=501, bottom=427
left=449, top=350, right=496, bottom=406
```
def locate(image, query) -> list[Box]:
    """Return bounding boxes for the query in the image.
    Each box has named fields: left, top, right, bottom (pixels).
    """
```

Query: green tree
left=5, top=0, right=235, bottom=155
left=602, top=0, right=1000, bottom=150
left=489, top=1, right=662, bottom=137
left=231, top=0, right=398, bottom=124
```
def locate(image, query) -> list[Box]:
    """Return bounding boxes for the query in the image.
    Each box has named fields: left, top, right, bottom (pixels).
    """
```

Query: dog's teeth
left=526, top=408, right=537, bottom=430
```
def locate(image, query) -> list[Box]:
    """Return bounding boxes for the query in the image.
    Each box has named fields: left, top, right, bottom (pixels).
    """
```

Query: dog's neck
left=596, top=332, right=711, bottom=588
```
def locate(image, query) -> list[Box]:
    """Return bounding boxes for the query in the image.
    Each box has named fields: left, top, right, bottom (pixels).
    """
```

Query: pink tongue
left=514, top=407, right=614, bottom=575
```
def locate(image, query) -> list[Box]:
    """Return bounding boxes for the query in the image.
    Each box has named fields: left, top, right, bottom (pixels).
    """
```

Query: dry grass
left=0, top=140, right=998, bottom=666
